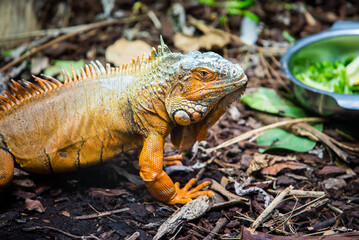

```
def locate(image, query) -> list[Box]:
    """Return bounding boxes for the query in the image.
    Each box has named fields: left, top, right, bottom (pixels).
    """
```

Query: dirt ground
left=0, top=0, right=359, bottom=239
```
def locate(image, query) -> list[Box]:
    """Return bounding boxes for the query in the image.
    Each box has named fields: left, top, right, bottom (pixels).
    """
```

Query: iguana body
left=0, top=40, right=247, bottom=204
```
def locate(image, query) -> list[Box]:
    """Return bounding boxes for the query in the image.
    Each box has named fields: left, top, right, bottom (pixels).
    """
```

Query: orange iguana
left=0, top=39, right=247, bottom=205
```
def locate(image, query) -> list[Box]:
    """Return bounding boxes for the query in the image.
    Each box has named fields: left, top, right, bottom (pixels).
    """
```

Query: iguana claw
left=168, top=178, right=215, bottom=205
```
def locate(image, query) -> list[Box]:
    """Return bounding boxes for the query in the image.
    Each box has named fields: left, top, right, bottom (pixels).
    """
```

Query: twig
left=73, top=207, right=129, bottom=220
left=250, top=185, right=293, bottom=232
left=203, top=217, right=229, bottom=240
left=210, top=179, right=249, bottom=204
left=23, top=226, right=100, bottom=239
left=187, top=223, right=223, bottom=238
left=259, top=48, right=291, bottom=93
left=327, top=203, right=344, bottom=215
left=292, top=123, right=353, bottom=163
left=268, top=189, right=325, bottom=198
left=257, top=48, right=272, bottom=80
left=263, top=50, right=281, bottom=68
left=0, top=24, right=91, bottom=43
left=268, top=196, right=299, bottom=234
left=265, top=196, right=328, bottom=228
left=0, top=15, right=146, bottom=73
left=206, top=117, right=324, bottom=154
left=294, top=122, right=359, bottom=153
left=235, top=212, right=255, bottom=223
left=212, top=199, right=249, bottom=210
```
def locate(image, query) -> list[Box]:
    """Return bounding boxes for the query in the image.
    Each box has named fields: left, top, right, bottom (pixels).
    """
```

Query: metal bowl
left=281, top=21, right=359, bottom=120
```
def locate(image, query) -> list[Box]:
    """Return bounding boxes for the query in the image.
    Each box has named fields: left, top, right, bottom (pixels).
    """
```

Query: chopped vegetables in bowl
left=294, top=56, right=359, bottom=95
left=281, top=21, right=359, bottom=119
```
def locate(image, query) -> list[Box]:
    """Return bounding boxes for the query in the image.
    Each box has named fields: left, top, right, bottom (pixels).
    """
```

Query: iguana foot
left=163, top=154, right=183, bottom=166
left=168, top=178, right=214, bottom=205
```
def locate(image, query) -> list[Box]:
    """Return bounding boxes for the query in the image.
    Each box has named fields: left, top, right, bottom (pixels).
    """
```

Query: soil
left=0, top=0, right=359, bottom=239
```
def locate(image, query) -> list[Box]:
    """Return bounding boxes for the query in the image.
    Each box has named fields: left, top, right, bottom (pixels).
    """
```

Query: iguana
left=0, top=39, right=247, bottom=205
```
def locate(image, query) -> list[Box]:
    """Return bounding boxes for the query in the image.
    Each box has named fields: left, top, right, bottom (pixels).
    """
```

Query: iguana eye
left=199, top=71, right=209, bottom=78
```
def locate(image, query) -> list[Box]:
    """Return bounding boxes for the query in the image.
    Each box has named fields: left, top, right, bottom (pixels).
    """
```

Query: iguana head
left=165, top=50, right=247, bottom=126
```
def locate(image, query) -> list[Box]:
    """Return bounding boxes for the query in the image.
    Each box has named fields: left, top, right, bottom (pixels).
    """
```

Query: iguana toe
left=168, top=178, right=214, bottom=205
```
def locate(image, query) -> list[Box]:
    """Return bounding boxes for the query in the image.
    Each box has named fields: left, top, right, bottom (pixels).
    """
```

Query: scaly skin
left=0, top=40, right=247, bottom=204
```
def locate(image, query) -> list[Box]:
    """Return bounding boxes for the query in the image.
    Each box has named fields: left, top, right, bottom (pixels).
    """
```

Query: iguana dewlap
left=0, top=40, right=247, bottom=205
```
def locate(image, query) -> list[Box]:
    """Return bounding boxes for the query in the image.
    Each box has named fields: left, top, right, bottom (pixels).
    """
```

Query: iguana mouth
left=218, top=77, right=248, bottom=107
left=212, top=74, right=248, bottom=91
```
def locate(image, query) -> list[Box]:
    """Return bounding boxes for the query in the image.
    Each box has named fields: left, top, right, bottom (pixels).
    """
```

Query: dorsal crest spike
left=28, top=82, right=44, bottom=94
left=76, top=69, right=81, bottom=80
left=33, top=76, right=49, bottom=91
left=159, top=36, right=171, bottom=54
left=90, top=61, right=101, bottom=75
left=64, top=69, right=73, bottom=83
left=89, top=64, right=97, bottom=78
left=4, top=91, right=19, bottom=103
left=106, top=63, right=111, bottom=74
left=71, top=66, right=78, bottom=81
left=61, top=70, right=69, bottom=84
left=11, top=80, right=30, bottom=98
left=85, top=65, right=91, bottom=78
left=0, top=95, right=14, bottom=106
left=41, top=74, right=62, bottom=87
left=0, top=39, right=171, bottom=113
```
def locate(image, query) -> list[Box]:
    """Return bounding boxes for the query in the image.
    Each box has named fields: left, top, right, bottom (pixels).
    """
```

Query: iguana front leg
left=0, top=148, right=14, bottom=189
left=139, top=133, right=214, bottom=204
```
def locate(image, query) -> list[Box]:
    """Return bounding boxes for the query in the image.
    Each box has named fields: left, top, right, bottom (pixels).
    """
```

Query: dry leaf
left=174, top=30, right=230, bottom=52
left=25, top=198, right=46, bottom=213
left=246, top=153, right=300, bottom=175
left=261, top=162, right=307, bottom=175
left=105, top=38, right=152, bottom=66
left=173, top=16, right=231, bottom=52
left=246, top=153, right=269, bottom=175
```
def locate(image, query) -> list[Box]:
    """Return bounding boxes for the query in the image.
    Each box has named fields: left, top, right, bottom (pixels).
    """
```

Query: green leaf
left=44, top=60, right=85, bottom=81
left=227, top=7, right=243, bottom=15
left=2, top=49, right=14, bottom=57
left=219, top=15, right=228, bottom=25
left=257, top=127, right=318, bottom=153
left=242, top=10, right=259, bottom=22
left=200, top=0, right=214, bottom=5
left=241, top=88, right=307, bottom=118
left=225, top=0, right=254, bottom=9
left=282, top=30, right=296, bottom=43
